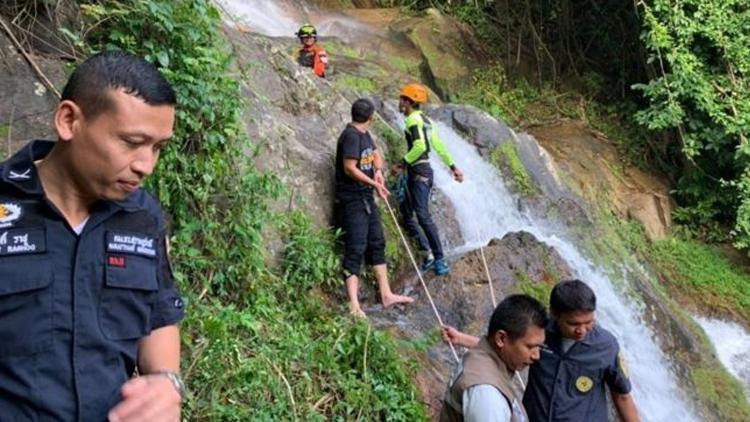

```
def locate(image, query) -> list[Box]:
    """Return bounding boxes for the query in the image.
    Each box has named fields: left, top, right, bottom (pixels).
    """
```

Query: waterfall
left=694, top=316, right=750, bottom=399
left=429, top=120, right=697, bottom=421
left=215, top=0, right=376, bottom=42
left=215, top=0, right=304, bottom=37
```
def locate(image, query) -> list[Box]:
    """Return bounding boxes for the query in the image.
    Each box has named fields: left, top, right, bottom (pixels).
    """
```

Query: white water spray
left=430, top=120, right=697, bottom=421
left=216, top=0, right=304, bottom=36
left=215, top=0, right=376, bottom=42
left=694, top=316, right=750, bottom=399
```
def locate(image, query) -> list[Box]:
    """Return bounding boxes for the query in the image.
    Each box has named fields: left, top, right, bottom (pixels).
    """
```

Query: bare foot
left=350, top=307, right=367, bottom=319
left=382, top=293, right=414, bottom=308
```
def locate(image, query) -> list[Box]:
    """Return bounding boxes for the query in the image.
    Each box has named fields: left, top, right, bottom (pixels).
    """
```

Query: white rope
left=383, top=197, right=460, bottom=363
left=477, top=230, right=497, bottom=308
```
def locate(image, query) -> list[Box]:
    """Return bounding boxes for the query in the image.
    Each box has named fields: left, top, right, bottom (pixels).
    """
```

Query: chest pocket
left=100, top=254, right=158, bottom=340
left=0, top=260, right=53, bottom=357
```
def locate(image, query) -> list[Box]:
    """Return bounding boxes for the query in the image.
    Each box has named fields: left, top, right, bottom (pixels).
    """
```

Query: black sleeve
left=149, top=214, right=185, bottom=330
left=340, top=130, right=361, bottom=161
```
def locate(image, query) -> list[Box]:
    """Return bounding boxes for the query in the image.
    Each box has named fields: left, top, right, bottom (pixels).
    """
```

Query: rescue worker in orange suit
left=296, top=23, right=328, bottom=78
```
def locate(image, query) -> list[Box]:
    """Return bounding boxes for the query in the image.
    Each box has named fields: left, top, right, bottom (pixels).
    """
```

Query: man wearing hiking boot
left=398, top=83, right=464, bottom=276
left=334, top=98, right=413, bottom=318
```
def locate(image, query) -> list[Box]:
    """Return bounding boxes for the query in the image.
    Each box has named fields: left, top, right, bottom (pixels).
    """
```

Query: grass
left=489, top=142, right=539, bottom=196
left=325, top=41, right=362, bottom=60
left=647, top=238, right=750, bottom=325
left=691, top=365, right=750, bottom=422
left=337, top=74, right=377, bottom=93
left=386, top=55, right=421, bottom=76
left=516, top=271, right=555, bottom=304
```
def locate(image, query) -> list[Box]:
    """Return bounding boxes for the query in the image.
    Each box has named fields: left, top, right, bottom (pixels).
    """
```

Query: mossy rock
left=389, top=8, right=483, bottom=101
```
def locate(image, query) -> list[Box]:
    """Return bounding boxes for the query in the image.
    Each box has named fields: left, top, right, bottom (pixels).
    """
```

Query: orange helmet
left=400, top=83, right=428, bottom=104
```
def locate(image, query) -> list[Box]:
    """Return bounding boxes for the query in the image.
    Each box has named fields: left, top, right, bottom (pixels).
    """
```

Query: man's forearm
left=613, top=393, right=640, bottom=422
left=138, top=325, right=180, bottom=373
left=344, top=162, right=377, bottom=187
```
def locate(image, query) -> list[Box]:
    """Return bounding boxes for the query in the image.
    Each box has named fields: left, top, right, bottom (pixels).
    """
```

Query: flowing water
left=694, top=316, right=750, bottom=399
left=215, top=0, right=375, bottom=42
left=428, top=120, right=697, bottom=421
left=216, top=0, right=305, bottom=36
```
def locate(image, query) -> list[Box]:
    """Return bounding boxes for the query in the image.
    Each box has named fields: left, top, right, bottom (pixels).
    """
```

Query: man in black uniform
left=335, top=98, right=413, bottom=318
left=0, top=51, right=185, bottom=421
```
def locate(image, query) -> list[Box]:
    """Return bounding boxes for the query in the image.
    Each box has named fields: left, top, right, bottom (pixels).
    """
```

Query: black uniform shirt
left=523, top=322, right=632, bottom=422
left=0, top=140, right=185, bottom=421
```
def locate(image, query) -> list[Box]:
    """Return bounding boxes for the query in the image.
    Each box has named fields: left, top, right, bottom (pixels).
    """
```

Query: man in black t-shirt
left=334, top=98, right=413, bottom=318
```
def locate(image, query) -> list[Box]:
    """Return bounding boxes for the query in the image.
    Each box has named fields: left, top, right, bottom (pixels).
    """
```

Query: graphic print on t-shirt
left=359, top=147, right=375, bottom=171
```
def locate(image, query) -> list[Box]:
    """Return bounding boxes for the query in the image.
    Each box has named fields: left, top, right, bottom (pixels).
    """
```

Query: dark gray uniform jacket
left=0, top=140, right=185, bottom=421
left=523, top=323, right=631, bottom=422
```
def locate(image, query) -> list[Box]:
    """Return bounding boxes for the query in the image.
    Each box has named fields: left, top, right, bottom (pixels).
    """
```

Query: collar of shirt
left=1, top=140, right=142, bottom=212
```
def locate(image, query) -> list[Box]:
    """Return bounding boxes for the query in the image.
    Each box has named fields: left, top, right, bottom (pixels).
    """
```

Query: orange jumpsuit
left=298, top=45, right=328, bottom=77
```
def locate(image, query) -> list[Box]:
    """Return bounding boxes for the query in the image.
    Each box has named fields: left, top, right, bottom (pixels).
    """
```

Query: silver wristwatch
left=155, top=371, right=186, bottom=400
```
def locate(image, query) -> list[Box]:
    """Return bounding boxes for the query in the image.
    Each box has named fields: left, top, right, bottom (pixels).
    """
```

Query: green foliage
left=635, top=0, right=750, bottom=246
left=489, top=142, right=538, bottom=196
left=71, top=0, right=428, bottom=419
left=282, top=210, right=341, bottom=292
left=457, top=63, right=615, bottom=130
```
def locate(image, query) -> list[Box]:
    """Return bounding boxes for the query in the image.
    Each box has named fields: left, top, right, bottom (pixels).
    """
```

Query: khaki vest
left=440, top=338, right=528, bottom=422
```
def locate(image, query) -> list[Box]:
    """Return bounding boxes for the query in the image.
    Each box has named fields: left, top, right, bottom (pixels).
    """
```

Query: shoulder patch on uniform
left=575, top=376, right=593, bottom=393
left=618, top=352, right=630, bottom=378
left=0, top=203, right=22, bottom=228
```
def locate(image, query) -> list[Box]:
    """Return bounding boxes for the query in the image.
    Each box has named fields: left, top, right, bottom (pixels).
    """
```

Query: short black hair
left=61, top=50, right=176, bottom=119
left=549, top=279, right=596, bottom=315
left=351, top=98, right=375, bottom=123
left=487, top=294, right=549, bottom=341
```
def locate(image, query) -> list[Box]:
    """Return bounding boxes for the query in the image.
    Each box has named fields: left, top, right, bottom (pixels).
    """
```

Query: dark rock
left=0, top=31, right=66, bottom=156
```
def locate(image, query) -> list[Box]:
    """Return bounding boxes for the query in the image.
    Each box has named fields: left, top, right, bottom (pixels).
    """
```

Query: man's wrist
left=153, top=371, right=186, bottom=400
left=450, top=164, right=457, bottom=171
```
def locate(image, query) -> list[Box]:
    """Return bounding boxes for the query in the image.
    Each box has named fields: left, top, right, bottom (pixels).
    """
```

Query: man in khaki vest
left=440, top=294, right=548, bottom=422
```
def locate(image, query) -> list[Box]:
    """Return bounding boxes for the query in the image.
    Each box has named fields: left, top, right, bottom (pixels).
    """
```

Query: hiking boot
left=433, top=259, right=449, bottom=276
left=421, top=256, right=435, bottom=272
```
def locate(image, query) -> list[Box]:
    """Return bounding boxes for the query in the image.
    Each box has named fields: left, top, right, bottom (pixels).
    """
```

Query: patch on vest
left=0, top=227, right=46, bottom=255
left=106, top=231, right=156, bottom=258
left=0, top=203, right=22, bottom=228
left=575, top=376, right=593, bottom=393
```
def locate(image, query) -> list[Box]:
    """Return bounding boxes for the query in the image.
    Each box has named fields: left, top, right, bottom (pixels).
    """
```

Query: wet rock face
left=370, top=231, right=573, bottom=418
left=428, top=104, right=575, bottom=215
left=225, top=29, right=361, bottom=229
left=529, top=121, right=673, bottom=240
left=429, top=104, right=514, bottom=155
left=0, top=31, right=66, bottom=155
left=388, top=9, right=484, bottom=102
